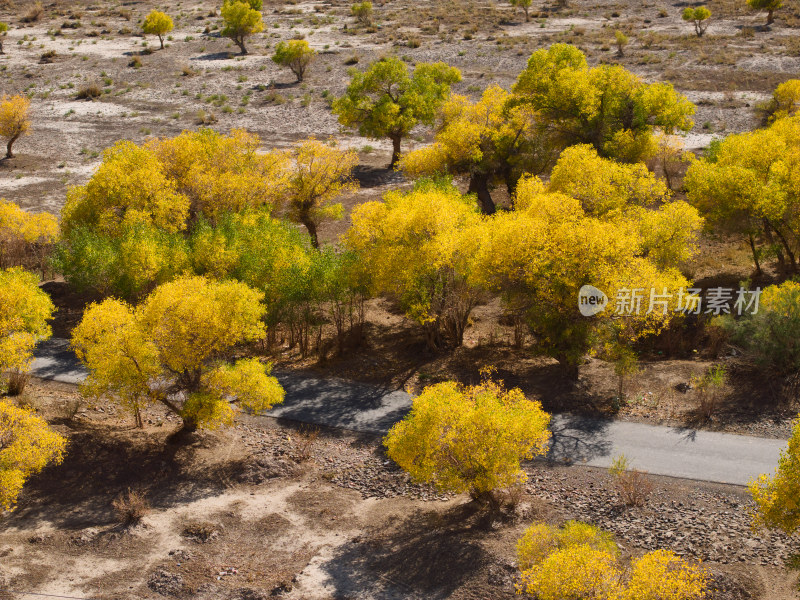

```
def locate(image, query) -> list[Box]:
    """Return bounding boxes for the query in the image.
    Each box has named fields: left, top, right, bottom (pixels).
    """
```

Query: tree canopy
left=384, top=374, right=551, bottom=509
left=0, top=94, right=32, bottom=159
left=72, top=276, right=284, bottom=432
left=142, top=10, right=173, bottom=49
left=512, top=44, right=695, bottom=163
left=0, top=400, right=66, bottom=511
left=333, top=57, right=461, bottom=167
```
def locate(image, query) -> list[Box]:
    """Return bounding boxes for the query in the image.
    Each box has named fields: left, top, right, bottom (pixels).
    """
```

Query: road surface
left=31, top=339, right=788, bottom=486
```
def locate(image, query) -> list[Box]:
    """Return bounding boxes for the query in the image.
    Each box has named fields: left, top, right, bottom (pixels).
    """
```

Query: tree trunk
left=748, top=233, right=762, bottom=276
left=237, top=37, right=248, bottom=55
left=767, top=8, right=774, bottom=25
left=0, top=40, right=4, bottom=54
left=6, top=133, right=19, bottom=158
left=389, top=135, right=402, bottom=169
left=468, top=173, right=496, bottom=215
left=301, top=216, right=319, bottom=248
left=158, top=34, right=164, bottom=49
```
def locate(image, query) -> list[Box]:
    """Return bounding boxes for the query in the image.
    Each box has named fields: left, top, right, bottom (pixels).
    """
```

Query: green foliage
left=512, top=44, right=695, bottom=163
left=718, top=281, right=800, bottom=375
left=384, top=374, right=551, bottom=507
left=221, top=0, right=263, bottom=54
left=332, top=57, right=461, bottom=167
left=72, top=276, right=283, bottom=432
left=350, top=1, right=373, bottom=26
left=57, top=129, right=292, bottom=298
left=682, top=6, right=711, bottom=36
left=747, top=0, right=782, bottom=25
left=0, top=22, right=8, bottom=55
left=510, top=0, right=532, bottom=21
left=272, top=40, right=316, bottom=82
left=142, top=10, right=173, bottom=48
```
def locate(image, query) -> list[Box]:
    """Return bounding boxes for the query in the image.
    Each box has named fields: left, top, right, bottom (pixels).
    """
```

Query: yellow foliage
left=0, top=94, right=31, bottom=158
left=345, top=181, right=482, bottom=349
left=549, top=144, right=671, bottom=217
left=769, top=79, right=800, bottom=122
left=0, top=400, right=66, bottom=511
left=517, top=521, right=708, bottom=600
left=749, top=416, right=800, bottom=534
left=622, top=549, right=708, bottom=600
left=0, top=268, right=54, bottom=375
left=384, top=378, right=550, bottom=498
left=0, top=198, right=58, bottom=269
left=512, top=44, right=694, bottom=163
left=288, top=138, right=358, bottom=247
left=519, top=544, right=622, bottom=600
left=62, top=129, right=291, bottom=238
left=72, top=276, right=280, bottom=431
left=142, top=10, right=173, bottom=48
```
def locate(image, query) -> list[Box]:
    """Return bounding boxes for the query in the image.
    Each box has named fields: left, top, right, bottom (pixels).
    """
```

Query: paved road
left=31, top=339, right=788, bottom=486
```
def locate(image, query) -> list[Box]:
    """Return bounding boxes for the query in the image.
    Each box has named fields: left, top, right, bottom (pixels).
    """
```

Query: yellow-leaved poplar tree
left=0, top=199, right=58, bottom=271
left=749, top=417, right=800, bottom=534
left=0, top=94, right=32, bottom=159
left=72, top=276, right=284, bottom=432
left=287, top=138, right=358, bottom=248
left=401, top=84, right=557, bottom=214
left=517, top=521, right=708, bottom=600
left=511, top=44, right=694, bottom=163
left=221, top=0, right=263, bottom=55
left=384, top=372, right=551, bottom=511
left=685, top=113, right=800, bottom=275
left=0, top=400, right=66, bottom=511
left=0, top=268, right=55, bottom=395
left=471, top=170, right=696, bottom=372
left=345, top=180, right=482, bottom=350
left=142, top=10, right=174, bottom=49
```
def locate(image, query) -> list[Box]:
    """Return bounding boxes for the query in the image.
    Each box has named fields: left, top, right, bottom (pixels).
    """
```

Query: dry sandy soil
left=0, top=379, right=798, bottom=599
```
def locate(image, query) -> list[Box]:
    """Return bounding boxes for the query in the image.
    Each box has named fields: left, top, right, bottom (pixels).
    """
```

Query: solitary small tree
left=747, top=0, right=782, bottom=25
left=287, top=139, right=358, bottom=248
left=682, top=6, right=711, bottom=36
left=351, top=1, right=373, bottom=26
left=333, top=57, right=461, bottom=168
left=510, top=0, right=532, bottom=21
left=142, top=10, right=174, bottom=50
left=221, top=0, right=263, bottom=55
left=0, top=22, right=8, bottom=54
left=0, top=400, right=66, bottom=511
left=0, top=95, right=31, bottom=159
left=384, top=373, right=551, bottom=511
left=72, top=276, right=284, bottom=433
left=272, top=40, right=316, bottom=83
left=614, top=30, right=628, bottom=56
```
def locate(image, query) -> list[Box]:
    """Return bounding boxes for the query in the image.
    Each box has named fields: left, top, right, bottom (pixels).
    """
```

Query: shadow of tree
left=318, top=504, right=495, bottom=599
left=4, top=423, right=251, bottom=532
